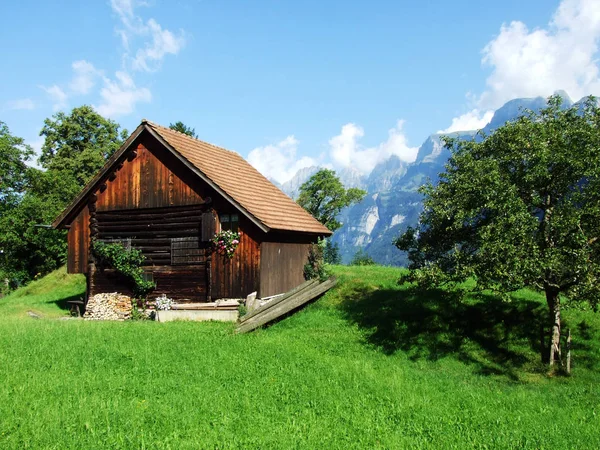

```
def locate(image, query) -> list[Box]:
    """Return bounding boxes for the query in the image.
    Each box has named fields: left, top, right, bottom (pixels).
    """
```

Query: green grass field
left=0, top=266, right=598, bottom=449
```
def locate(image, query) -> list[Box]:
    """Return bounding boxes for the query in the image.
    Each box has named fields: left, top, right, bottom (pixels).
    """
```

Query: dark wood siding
left=96, top=141, right=204, bottom=212
left=89, top=265, right=207, bottom=302
left=67, top=206, right=90, bottom=274
left=91, top=204, right=209, bottom=302
left=259, top=242, right=311, bottom=298
left=211, top=215, right=261, bottom=299
left=96, top=204, right=206, bottom=266
left=64, top=132, right=330, bottom=301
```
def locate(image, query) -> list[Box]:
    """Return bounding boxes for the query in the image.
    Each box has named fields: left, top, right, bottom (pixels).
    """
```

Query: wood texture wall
left=211, top=215, right=261, bottom=299
left=64, top=132, right=322, bottom=301
left=96, top=141, right=203, bottom=211
left=259, top=242, right=311, bottom=298
left=66, top=207, right=90, bottom=274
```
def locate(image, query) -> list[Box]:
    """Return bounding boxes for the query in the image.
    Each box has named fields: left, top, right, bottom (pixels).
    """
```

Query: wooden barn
left=52, top=120, right=331, bottom=302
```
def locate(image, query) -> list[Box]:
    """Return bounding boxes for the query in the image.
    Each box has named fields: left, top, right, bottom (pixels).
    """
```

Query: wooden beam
left=239, top=278, right=317, bottom=323
left=236, top=277, right=336, bottom=334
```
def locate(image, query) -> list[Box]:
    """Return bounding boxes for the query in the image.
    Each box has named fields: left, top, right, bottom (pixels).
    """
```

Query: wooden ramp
left=236, top=277, right=337, bottom=333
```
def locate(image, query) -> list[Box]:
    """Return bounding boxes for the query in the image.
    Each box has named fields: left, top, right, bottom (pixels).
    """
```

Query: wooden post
left=246, top=291, right=257, bottom=312
left=87, top=194, right=98, bottom=305
left=566, top=329, right=572, bottom=374
left=206, top=253, right=212, bottom=302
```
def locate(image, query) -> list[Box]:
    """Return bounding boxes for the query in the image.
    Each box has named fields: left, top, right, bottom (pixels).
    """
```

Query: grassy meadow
left=0, top=265, right=599, bottom=449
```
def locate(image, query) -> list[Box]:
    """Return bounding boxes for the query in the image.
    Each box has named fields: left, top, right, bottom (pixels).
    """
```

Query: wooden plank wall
left=66, top=132, right=269, bottom=300
left=96, top=204, right=206, bottom=265
left=92, top=204, right=209, bottom=302
left=66, top=207, right=90, bottom=274
left=259, top=242, right=311, bottom=298
left=89, top=266, right=207, bottom=302
left=96, top=141, right=203, bottom=211
left=211, top=215, right=261, bottom=299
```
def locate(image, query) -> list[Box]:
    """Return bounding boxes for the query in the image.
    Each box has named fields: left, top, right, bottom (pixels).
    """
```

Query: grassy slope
left=0, top=266, right=598, bottom=449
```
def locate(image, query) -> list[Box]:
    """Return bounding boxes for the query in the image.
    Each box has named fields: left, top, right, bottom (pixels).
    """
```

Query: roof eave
left=51, top=123, right=147, bottom=229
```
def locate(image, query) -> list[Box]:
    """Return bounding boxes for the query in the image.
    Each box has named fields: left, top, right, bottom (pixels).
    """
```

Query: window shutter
left=201, top=211, right=216, bottom=242
left=171, top=237, right=203, bottom=265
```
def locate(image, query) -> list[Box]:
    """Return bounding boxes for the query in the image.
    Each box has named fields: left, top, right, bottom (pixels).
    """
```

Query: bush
left=323, top=239, right=341, bottom=265
left=304, top=240, right=331, bottom=281
left=92, top=241, right=155, bottom=298
left=351, top=249, right=376, bottom=266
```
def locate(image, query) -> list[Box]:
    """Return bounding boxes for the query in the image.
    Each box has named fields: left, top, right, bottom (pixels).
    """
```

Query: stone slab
left=156, top=309, right=238, bottom=323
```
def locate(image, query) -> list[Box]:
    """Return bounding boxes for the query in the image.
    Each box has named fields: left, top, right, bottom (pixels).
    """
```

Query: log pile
left=84, top=293, right=132, bottom=321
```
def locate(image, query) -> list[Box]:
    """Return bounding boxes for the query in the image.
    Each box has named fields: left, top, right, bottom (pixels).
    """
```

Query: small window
left=220, top=213, right=239, bottom=232
left=141, top=272, right=154, bottom=283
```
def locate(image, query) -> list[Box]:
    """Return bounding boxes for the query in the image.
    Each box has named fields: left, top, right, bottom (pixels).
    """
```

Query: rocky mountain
left=279, top=165, right=366, bottom=199
left=334, top=93, right=578, bottom=265
left=277, top=93, right=578, bottom=265
left=279, top=166, right=320, bottom=198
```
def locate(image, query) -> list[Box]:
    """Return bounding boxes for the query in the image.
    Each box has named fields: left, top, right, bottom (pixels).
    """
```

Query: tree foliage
left=350, top=248, right=376, bottom=266
left=0, top=121, right=34, bottom=211
left=0, top=107, right=126, bottom=289
left=324, top=239, right=342, bottom=265
left=169, top=121, right=197, bottom=138
left=40, top=105, right=127, bottom=189
left=297, top=169, right=366, bottom=232
left=395, top=95, right=600, bottom=366
left=303, top=240, right=330, bottom=281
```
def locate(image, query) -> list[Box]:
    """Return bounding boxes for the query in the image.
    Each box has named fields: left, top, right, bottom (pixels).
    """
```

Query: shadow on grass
left=52, top=293, right=86, bottom=314
left=340, top=283, right=555, bottom=379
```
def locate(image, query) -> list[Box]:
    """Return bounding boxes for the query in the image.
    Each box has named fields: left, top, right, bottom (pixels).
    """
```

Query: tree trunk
left=545, top=287, right=561, bottom=366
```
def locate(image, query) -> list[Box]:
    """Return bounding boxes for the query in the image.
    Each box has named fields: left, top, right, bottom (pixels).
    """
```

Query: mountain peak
left=553, top=90, right=572, bottom=103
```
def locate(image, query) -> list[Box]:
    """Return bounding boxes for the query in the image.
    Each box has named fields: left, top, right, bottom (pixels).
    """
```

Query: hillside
left=0, top=266, right=599, bottom=448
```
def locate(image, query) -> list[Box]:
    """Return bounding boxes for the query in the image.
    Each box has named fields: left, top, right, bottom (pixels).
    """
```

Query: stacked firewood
left=83, top=293, right=132, bottom=321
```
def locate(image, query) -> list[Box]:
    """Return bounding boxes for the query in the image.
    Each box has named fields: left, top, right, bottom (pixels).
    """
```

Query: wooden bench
left=66, top=300, right=85, bottom=317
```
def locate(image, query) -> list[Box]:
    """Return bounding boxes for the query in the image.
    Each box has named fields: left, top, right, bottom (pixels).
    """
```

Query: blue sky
left=2, top=0, right=599, bottom=183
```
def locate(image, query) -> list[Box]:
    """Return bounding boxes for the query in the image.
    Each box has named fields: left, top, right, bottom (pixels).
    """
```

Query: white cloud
left=69, top=60, right=101, bottom=95
left=438, top=109, right=494, bottom=133
left=110, top=1, right=185, bottom=72
left=329, top=120, right=418, bottom=174
left=35, top=1, right=184, bottom=118
left=110, top=0, right=147, bottom=44
left=6, top=98, right=35, bottom=110
left=110, top=0, right=136, bottom=19
left=95, top=71, right=151, bottom=117
left=132, top=19, right=185, bottom=72
left=40, top=85, right=68, bottom=111
left=248, top=136, right=317, bottom=184
left=477, top=0, right=600, bottom=108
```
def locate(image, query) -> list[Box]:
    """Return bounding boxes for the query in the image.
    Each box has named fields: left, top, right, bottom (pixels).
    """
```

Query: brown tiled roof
left=145, top=121, right=331, bottom=235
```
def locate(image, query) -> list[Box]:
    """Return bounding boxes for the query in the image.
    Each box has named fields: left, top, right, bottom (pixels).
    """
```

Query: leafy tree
left=0, top=184, right=67, bottom=288
left=0, top=107, right=126, bottom=289
left=395, top=95, right=600, bottom=367
left=39, top=105, right=127, bottom=189
left=297, top=169, right=366, bottom=232
left=169, top=121, right=197, bottom=138
left=324, top=239, right=342, bottom=265
left=0, top=121, right=33, bottom=211
left=350, top=248, right=376, bottom=266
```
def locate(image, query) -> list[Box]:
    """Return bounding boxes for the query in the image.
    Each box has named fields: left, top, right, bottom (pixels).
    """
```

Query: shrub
left=351, top=249, right=376, bottom=266
left=304, top=240, right=331, bottom=281
left=92, top=241, right=155, bottom=298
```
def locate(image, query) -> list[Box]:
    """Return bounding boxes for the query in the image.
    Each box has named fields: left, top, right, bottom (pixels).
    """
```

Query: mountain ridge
left=281, top=93, right=580, bottom=264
